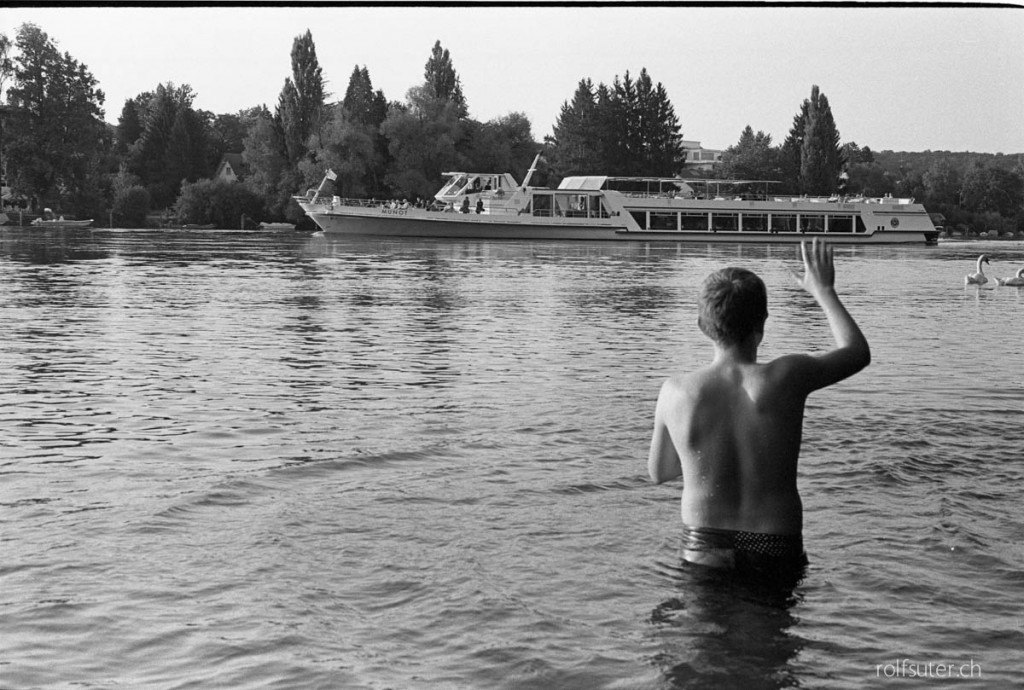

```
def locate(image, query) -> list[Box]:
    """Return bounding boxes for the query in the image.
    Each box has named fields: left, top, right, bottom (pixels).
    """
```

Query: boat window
left=771, top=214, right=797, bottom=233
left=589, top=196, right=611, bottom=218
left=742, top=213, right=768, bottom=232
left=712, top=213, right=739, bottom=232
left=680, top=212, right=707, bottom=232
left=630, top=211, right=647, bottom=228
left=553, top=193, right=579, bottom=217
left=439, top=175, right=469, bottom=197
left=533, top=194, right=552, bottom=217
left=801, top=215, right=825, bottom=233
left=855, top=216, right=867, bottom=233
left=563, top=194, right=588, bottom=218
left=829, top=215, right=854, bottom=233
left=649, top=212, right=678, bottom=231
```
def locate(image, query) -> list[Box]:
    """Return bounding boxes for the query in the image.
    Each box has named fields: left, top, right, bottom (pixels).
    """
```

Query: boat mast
left=520, top=153, right=542, bottom=190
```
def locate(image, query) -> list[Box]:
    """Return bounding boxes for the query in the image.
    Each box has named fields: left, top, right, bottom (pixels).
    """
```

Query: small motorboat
left=31, top=217, right=93, bottom=229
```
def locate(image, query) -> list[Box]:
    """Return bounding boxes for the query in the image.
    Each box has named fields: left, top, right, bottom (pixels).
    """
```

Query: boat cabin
left=435, top=172, right=519, bottom=203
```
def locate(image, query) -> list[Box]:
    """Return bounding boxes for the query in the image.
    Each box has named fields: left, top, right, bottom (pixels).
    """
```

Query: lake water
left=2, top=227, right=1022, bottom=689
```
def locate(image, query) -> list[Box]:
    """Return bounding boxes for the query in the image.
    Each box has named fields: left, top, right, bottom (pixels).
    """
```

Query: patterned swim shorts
left=681, top=523, right=808, bottom=578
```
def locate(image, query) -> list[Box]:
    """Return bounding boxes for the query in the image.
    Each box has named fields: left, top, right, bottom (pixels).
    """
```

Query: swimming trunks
left=681, top=523, right=808, bottom=580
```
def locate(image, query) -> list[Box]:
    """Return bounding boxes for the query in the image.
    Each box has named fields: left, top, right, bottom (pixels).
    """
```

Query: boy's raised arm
left=791, top=239, right=871, bottom=391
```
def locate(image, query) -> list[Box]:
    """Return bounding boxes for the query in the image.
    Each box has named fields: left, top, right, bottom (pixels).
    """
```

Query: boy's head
left=697, top=267, right=768, bottom=346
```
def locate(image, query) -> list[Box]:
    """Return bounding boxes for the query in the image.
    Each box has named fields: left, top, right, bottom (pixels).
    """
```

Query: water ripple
left=2, top=230, right=1022, bottom=688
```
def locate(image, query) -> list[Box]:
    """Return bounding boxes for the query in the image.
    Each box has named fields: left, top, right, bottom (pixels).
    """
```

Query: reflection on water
left=1, top=228, right=1023, bottom=689
left=650, top=558, right=804, bottom=689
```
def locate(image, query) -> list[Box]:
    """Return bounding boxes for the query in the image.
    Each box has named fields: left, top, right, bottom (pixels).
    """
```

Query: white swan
left=996, top=267, right=1024, bottom=287
left=965, top=255, right=991, bottom=285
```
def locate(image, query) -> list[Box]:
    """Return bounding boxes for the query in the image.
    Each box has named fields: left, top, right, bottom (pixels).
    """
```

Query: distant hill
left=872, top=150, right=1023, bottom=176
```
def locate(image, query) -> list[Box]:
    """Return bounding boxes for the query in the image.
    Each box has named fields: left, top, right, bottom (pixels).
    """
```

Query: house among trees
left=681, top=140, right=723, bottom=173
left=215, top=153, right=249, bottom=183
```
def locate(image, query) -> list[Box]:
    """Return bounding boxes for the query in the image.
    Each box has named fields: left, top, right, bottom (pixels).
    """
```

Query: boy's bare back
left=648, top=239, right=870, bottom=539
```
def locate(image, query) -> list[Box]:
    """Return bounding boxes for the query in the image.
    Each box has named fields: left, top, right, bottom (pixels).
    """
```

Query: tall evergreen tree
left=629, top=69, right=683, bottom=176
left=130, top=82, right=198, bottom=207
left=548, top=68, right=682, bottom=178
left=343, top=65, right=387, bottom=127
left=165, top=106, right=209, bottom=189
left=116, top=98, right=144, bottom=156
left=4, top=23, right=105, bottom=212
left=779, top=100, right=809, bottom=193
left=423, top=40, right=467, bottom=119
left=799, top=85, right=844, bottom=195
left=336, top=65, right=389, bottom=196
left=548, top=79, right=599, bottom=176
left=275, top=29, right=325, bottom=166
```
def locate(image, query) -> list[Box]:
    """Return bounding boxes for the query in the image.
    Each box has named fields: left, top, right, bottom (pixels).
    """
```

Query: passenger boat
left=31, top=217, right=93, bottom=229
left=294, top=155, right=939, bottom=244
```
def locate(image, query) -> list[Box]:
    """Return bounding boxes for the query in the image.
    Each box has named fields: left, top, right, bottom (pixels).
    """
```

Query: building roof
left=217, top=152, right=249, bottom=180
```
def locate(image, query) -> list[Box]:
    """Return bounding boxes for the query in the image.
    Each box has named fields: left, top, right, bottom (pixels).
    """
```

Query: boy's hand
left=794, top=238, right=836, bottom=298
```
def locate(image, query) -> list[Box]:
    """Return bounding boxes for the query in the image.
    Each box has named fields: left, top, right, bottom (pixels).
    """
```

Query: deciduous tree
left=4, top=23, right=105, bottom=212
left=721, top=126, right=778, bottom=182
left=242, top=107, right=291, bottom=217
left=381, top=84, right=465, bottom=200
left=922, top=159, right=960, bottom=207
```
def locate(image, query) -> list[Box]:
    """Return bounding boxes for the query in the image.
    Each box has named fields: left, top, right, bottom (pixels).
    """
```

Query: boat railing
left=302, top=193, right=530, bottom=216
left=774, top=194, right=915, bottom=205
left=612, top=191, right=917, bottom=205
left=619, top=191, right=770, bottom=202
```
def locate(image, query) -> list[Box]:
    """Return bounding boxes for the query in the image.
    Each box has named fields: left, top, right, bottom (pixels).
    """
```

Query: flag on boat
left=325, top=169, right=337, bottom=181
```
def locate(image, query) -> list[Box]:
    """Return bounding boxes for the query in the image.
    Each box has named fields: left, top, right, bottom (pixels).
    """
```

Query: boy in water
left=648, top=239, right=870, bottom=579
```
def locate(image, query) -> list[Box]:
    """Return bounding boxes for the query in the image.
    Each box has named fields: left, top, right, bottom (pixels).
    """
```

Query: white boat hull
left=295, top=163, right=939, bottom=245
left=298, top=203, right=935, bottom=244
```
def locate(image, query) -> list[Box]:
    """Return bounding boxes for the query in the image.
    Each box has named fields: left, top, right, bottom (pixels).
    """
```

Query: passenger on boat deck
left=476, top=200, right=484, bottom=214
left=648, top=238, right=870, bottom=582
left=461, top=198, right=470, bottom=213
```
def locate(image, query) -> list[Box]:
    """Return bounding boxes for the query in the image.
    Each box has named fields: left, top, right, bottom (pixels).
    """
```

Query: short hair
left=697, top=267, right=768, bottom=345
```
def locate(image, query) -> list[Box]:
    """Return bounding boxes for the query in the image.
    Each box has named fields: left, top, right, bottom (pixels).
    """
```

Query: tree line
left=1, top=22, right=1021, bottom=236
left=0, top=26, right=537, bottom=227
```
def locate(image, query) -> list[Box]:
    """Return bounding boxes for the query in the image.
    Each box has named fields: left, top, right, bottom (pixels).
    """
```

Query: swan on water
left=965, top=255, right=991, bottom=285
left=996, top=267, right=1024, bottom=287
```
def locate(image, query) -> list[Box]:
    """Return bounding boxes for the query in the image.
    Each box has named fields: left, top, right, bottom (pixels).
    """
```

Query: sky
left=3, top=4, right=1023, bottom=155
